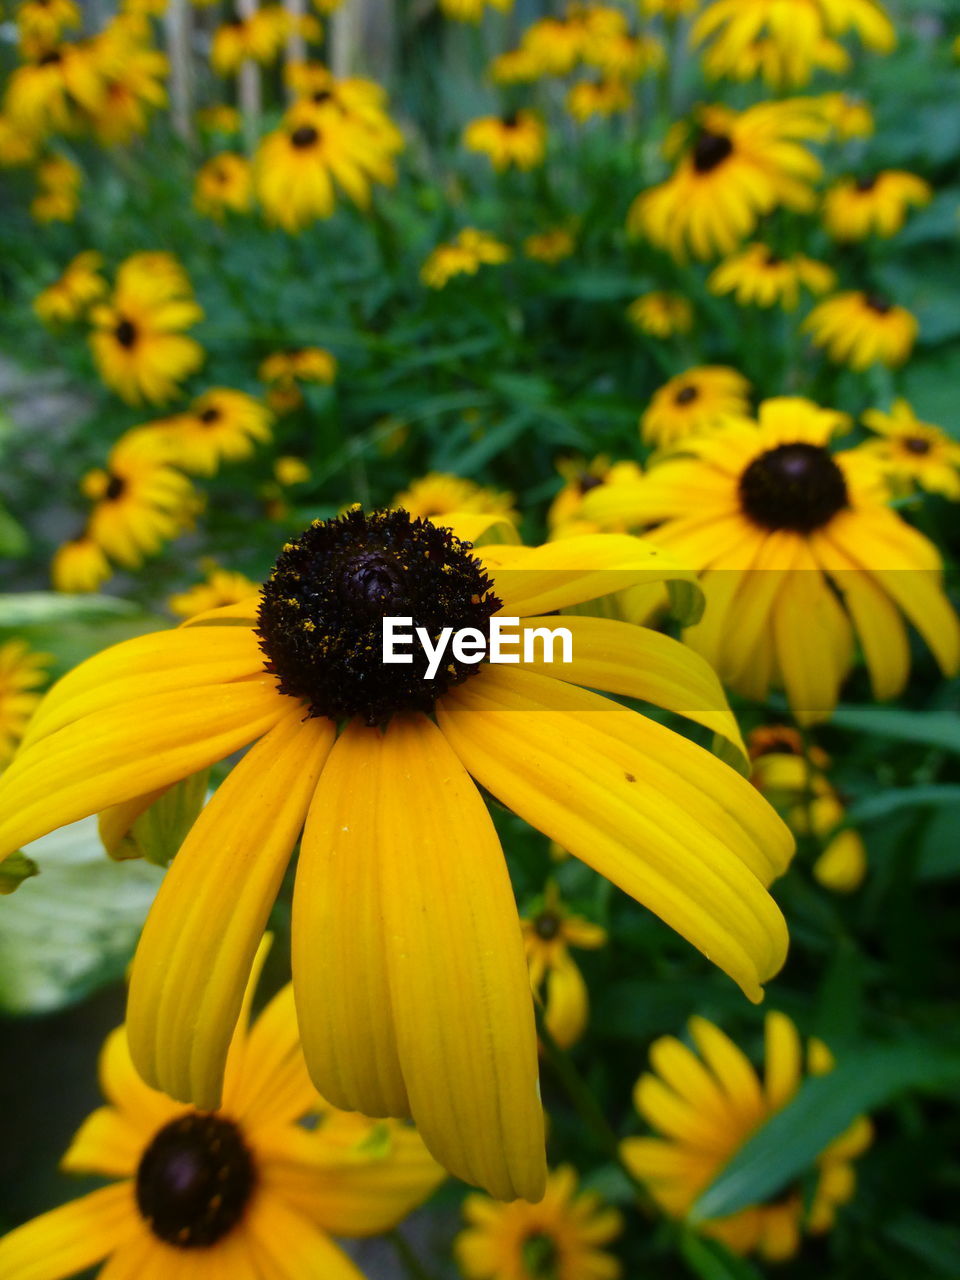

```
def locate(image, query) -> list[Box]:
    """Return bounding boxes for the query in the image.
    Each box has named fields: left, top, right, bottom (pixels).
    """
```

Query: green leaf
left=0, top=851, right=38, bottom=894
left=826, top=703, right=960, bottom=753
left=844, top=785, right=960, bottom=826
left=0, top=592, right=139, bottom=626
left=692, top=1044, right=960, bottom=1221
left=883, top=1214, right=960, bottom=1277
left=679, top=1231, right=765, bottom=1280
left=0, top=818, right=163, bottom=1014
left=0, top=504, right=28, bottom=557
left=669, top=578, right=705, bottom=628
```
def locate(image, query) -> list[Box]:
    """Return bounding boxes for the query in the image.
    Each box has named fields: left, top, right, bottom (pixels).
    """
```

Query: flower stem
left=389, top=1228, right=437, bottom=1280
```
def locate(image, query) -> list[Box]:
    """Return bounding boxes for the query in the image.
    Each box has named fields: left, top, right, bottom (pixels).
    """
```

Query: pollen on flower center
left=256, top=508, right=502, bottom=726
left=738, top=443, right=849, bottom=533
left=135, top=1113, right=256, bottom=1249
left=114, top=318, right=138, bottom=349
left=692, top=130, right=733, bottom=174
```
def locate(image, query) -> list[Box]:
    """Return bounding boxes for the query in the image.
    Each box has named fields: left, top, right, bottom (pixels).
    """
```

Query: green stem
left=389, top=1228, right=437, bottom=1280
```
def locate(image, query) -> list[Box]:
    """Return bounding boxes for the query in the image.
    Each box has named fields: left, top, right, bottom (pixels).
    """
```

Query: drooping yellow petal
left=127, top=708, right=334, bottom=1108
left=543, top=949, right=590, bottom=1049
left=0, top=1184, right=139, bottom=1280
left=438, top=666, right=791, bottom=1002
left=763, top=1011, right=802, bottom=1110
left=688, top=1016, right=766, bottom=1129
left=224, top=984, right=319, bottom=1131
left=771, top=547, right=852, bottom=724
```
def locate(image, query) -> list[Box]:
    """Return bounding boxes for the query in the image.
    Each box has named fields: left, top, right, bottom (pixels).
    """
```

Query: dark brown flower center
left=290, top=124, right=319, bottom=149
left=105, top=473, right=126, bottom=502
left=114, top=318, right=138, bottom=349
left=136, top=1113, right=256, bottom=1249
left=692, top=129, right=733, bottom=174
left=864, top=293, right=892, bottom=315
left=199, top=406, right=222, bottom=424
left=855, top=175, right=877, bottom=192
left=256, top=509, right=502, bottom=726
left=38, top=49, right=62, bottom=66
left=674, top=384, right=699, bottom=406
left=577, top=472, right=604, bottom=495
left=534, top=911, right=561, bottom=941
left=502, top=110, right=521, bottom=128
left=739, top=443, right=848, bottom=533
left=904, top=436, right=931, bottom=455
left=311, top=89, right=333, bottom=104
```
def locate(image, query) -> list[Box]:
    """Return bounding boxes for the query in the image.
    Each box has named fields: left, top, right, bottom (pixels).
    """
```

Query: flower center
left=534, top=912, right=561, bottom=941
left=738, top=443, right=848, bottom=533
left=521, top=1231, right=560, bottom=1279
left=105, top=473, right=126, bottom=502
left=38, top=49, right=62, bottom=66
left=864, top=293, right=892, bottom=315
left=114, top=318, right=138, bottom=349
left=692, top=129, right=733, bottom=174
left=311, top=89, right=333, bottom=104
left=136, top=1113, right=256, bottom=1249
left=855, top=175, right=877, bottom=192
left=290, top=124, right=319, bottom=149
left=904, top=436, right=931, bottom=455
left=577, top=473, right=604, bottom=495
left=674, top=384, right=699, bottom=406
left=502, top=110, right=521, bottom=128
left=256, top=509, right=502, bottom=726
left=199, top=406, right=222, bottom=424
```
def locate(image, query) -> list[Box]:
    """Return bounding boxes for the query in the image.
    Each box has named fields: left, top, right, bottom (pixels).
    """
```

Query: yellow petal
left=772, top=549, right=852, bottom=725
left=225, top=984, right=319, bottom=1131
left=763, top=1011, right=802, bottom=1111
left=60, top=1107, right=144, bottom=1178
left=688, top=1016, right=766, bottom=1129
left=127, top=708, right=333, bottom=1108
left=244, top=1191, right=367, bottom=1280
left=0, top=1184, right=139, bottom=1280
left=543, top=950, right=589, bottom=1049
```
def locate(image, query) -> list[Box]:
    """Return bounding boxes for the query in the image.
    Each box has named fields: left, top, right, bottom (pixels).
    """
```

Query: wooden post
left=284, top=0, right=307, bottom=97
left=165, top=0, right=194, bottom=144
left=237, top=0, right=262, bottom=152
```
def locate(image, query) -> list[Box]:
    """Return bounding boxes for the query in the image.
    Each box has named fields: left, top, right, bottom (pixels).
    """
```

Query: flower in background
left=640, top=0, right=700, bottom=15
left=524, top=227, right=576, bottom=262
left=0, top=950, right=444, bottom=1280
left=708, top=244, right=835, bottom=311
left=701, top=33, right=849, bottom=87
left=804, top=290, right=917, bottom=370
left=260, top=347, right=338, bottom=386
left=822, top=170, right=932, bottom=240
left=456, top=1165, right=623, bottom=1280
left=518, top=16, right=587, bottom=75
left=3, top=38, right=106, bottom=134
left=34, top=251, right=107, bottom=326
left=566, top=76, right=632, bottom=122
left=622, top=1012, right=873, bottom=1260
left=583, top=396, right=960, bottom=722
left=521, top=882, right=606, bottom=1049
left=488, top=47, right=542, bottom=84
left=627, top=292, right=694, bottom=338
left=15, top=0, right=81, bottom=48
left=629, top=100, right=825, bottom=260
left=816, top=90, right=874, bottom=137
left=0, top=510, right=792, bottom=1199
left=274, top=455, right=312, bottom=486
left=169, top=565, right=262, bottom=618
left=89, top=252, right=205, bottom=404
left=193, top=151, right=254, bottom=218
left=139, top=389, right=273, bottom=476
left=392, top=473, right=517, bottom=524
left=640, top=366, right=751, bottom=447
left=749, top=725, right=867, bottom=891
left=211, top=7, right=301, bottom=75
left=860, top=399, right=960, bottom=499
left=29, top=152, right=82, bottom=223
left=547, top=455, right=645, bottom=538
left=463, top=110, right=547, bottom=171
left=0, top=112, right=41, bottom=165
left=0, top=641, right=50, bottom=770
left=81, top=432, right=198, bottom=568
left=196, top=102, right=242, bottom=134
left=82, top=15, right=169, bottom=145
left=51, top=534, right=113, bottom=593
left=440, top=0, right=513, bottom=20
left=582, top=30, right=664, bottom=79
left=420, top=228, right=510, bottom=289
left=286, top=63, right=405, bottom=157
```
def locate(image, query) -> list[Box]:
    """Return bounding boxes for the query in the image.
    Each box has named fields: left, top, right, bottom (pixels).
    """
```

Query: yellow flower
left=622, top=1012, right=874, bottom=1260
left=89, top=252, right=205, bottom=405
left=456, top=1165, right=623, bottom=1280
left=583, top=396, right=960, bottom=721
left=547, top=456, right=645, bottom=538
left=0, top=112, right=42, bottom=165
left=708, top=243, right=835, bottom=311
left=819, top=0, right=895, bottom=51
left=81, top=432, right=198, bottom=568
left=30, top=187, right=79, bottom=222
left=804, top=290, right=917, bottom=370
left=80, top=15, right=169, bottom=146
left=275, top=454, right=312, bottom=485
left=145, top=388, right=273, bottom=476
left=259, top=347, right=338, bottom=406
left=196, top=102, right=241, bottom=134
left=51, top=534, right=113, bottom=593
left=566, top=76, right=632, bottom=122
left=860, top=398, right=960, bottom=500
left=702, top=32, right=849, bottom=87
left=488, top=47, right=543, bottom=83
left=420, top=228, right=511, bottom=289
left=440, top=0, right=513, bottom=20
left=524, top=227, right=576, bottom=262
left=521, top=882, right=606, bottom=1050
left=31, top=151, right=82, bottom=219
left=641, top=366, right=751, bottom=447
left=822, top=170, right=932, bottom=240
left=255, top=99, right=397, bottom=232
left=16, top=0, right=81, bottom=47
left=0, top=950, right=444, bottom=1280
left=0, top=510, right=793, bottom=1199
left=0, top=640, right=50, bottom=770
left=392, top=473, right=518, bottom=524
left=639, top=0, right=700, bottom=15
left=816, top=90, right=873, bottom=138
left=463, top=110, right=547, bottom=171
left=169, top=566, right=262, bottom=618
left=630, top=99, right=824, bottom=260
left=627, top=292, right=694, bottom=338
left=211, top=6, right=293, bottom=74
left=286, top=63, right=405, bottom=160
left=749, top=725, right=867, bottom=892
left=193, top=151, right=253, bottom=218
left=520, top=17, right=587, bottom=75
left=4, top=39, right=106, bottom=134
left=582, top=31, right=664, bottom=78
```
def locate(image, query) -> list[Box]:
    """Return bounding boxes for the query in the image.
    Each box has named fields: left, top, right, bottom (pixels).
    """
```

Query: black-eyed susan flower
left=816, top=90, right=873, bottom=138
left=524, top=227, right=576, bottom=262
left=30, top=151, right=82, bottom=223
left=547, top=456, right=645, bottom=538
left=260, top=346, right=338, bottom=385
left=804, top=290, right=917, bottom=370
left=286, top=63, right=405, bottom=156
left=627, top=292, right=694, bottom=338
left=822, top=170, right=932, bottom=241
left=702, top=31, right=849, bottom=87
left=0, top=510, right=794, bottom=1199
left=456, top=1164, right=623, bottom=1279
left=193, top=151, right=253, bottom=218
left=489, top=47, right=543, bottom=83
left=860, top=399, right=960, bottom=500
left=255, top=99, right=397, bottom=232
left=81, top=432, right=198, bottom=568
left=146, top=388, right=273, bottom=476
left=440, top=0, right=512, bottom=20
left=749, top=725, right=867, bottom=892
left=0, top=951, right=444, bottom=1280
left=641, top=366, right=751, bottom=447
left=640, top=0, right=699, bottom=15
left=584, top=396, right=960, bottom=721
left=16, top=0, right=81, bottom=47
left=34, top=250, right=106, bottom=325
left=51, top=533, right=113, bottom=593
left=708, top=244, right=835, bottom=311
left=0, top=640, right=50, bottom=769
left=3, top=38, right=105, bottom=133
left=392, top=473, right=518, bottom=524
left=196, top=102, right=241, bottom=134
left=520, top=16, right=587, bottom=75
left=622, top=1011, right=873, bottom=1260
left=420, top=228, right=510, bottom=289
left=582, top=29, right=664, bottom=79
left=566, top=76, right=631, bottom=122
left=463, top=110, right=547, bottom=171
left=275, top=455, right=312, bottom=486
left=0, top=111, right=41, bottom=165
left=819, top=0, right=895, bottom=51
left=84, top=18, right=169, bottom=145
left=522, top=882, right=606, bottom=1050
left=169, top=566, right=264, bottom=619
left=629, top=100, right=824, bottom=260
left=89, top=252, right=204, bottom=405
left=211, top=6, right=295, bottom=74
